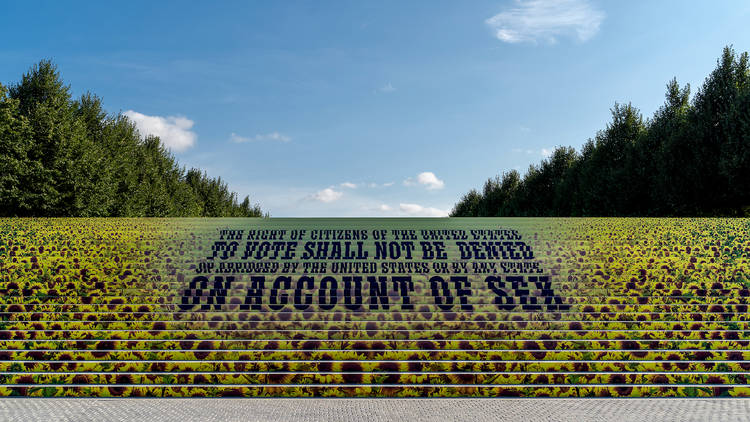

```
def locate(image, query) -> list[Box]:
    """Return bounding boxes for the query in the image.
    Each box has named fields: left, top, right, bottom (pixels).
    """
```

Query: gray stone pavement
left=1, top=398, right=750, bottom=422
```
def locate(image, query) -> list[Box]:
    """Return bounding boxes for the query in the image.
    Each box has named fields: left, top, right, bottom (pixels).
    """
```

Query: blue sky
left=2, top=1, right=750, bottom=216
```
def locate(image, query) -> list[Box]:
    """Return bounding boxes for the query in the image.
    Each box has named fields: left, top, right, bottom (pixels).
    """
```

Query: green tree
left=0, top=83, right=35, bottom=216
left=452, top=46, right=750, bottom=217
left=9, top=60, right=86, bottom=215
left=450, top=189, right=482, bottom=217
left=650, top=78, right=692, bottom=215
left=1, top=59, right=265, bottom=218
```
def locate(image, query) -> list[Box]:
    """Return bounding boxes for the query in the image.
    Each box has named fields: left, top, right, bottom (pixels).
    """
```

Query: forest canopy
left=452, top=46, right=750, bottom=217
left=0, top=60, right=263, bottom=217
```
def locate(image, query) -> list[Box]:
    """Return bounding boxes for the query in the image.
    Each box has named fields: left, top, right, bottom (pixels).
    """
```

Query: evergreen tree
left=0, top=60, right=264, bottom=218
left=451, top=46, right=750, bottom=218
left=0, top=83, right=34, bottom=215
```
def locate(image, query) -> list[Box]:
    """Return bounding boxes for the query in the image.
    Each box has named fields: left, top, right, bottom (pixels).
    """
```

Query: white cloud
left=124, top=110, right=196, bottom=152
left=404, top=171, right=445, bottom=190
left=231, top=132, right=291, bottom=143
left=367, top=182, right=394, bottom=188
left=378, top=82, right=396, bottom=93
left=399, top=203, right=449, bottom=217
left=417, top=172, right=445, bottom=190
left=307, top=188, right=343, bottom=203
left=340, top=181, right=397, bottom=188
left=245, top=182, right=454, bottom=217
left=485, top=0, right=605, bottom=44
left=230, top=133, right=251, bottom=143
left=337, top=181, right=398, bottom=189
left=512, top=147, right=553, bottom=157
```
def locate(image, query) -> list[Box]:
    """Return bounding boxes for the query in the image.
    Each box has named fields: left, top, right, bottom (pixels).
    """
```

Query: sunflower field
left=1, top=217, right=750, bottom=397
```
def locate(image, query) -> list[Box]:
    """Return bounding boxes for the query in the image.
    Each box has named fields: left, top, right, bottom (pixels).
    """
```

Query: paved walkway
left=2, top=398, right=750, bottom=422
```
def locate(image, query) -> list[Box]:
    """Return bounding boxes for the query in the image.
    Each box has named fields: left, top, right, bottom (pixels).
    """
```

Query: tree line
left=0, top=60, right=263, bottom=217
left=452, top=46, right=750, bottom=217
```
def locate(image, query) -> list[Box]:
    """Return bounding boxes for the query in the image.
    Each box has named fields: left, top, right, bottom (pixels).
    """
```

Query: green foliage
left=0, top=60, right=263, bottom=217
left=452, top=46, right=750, bottom=217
